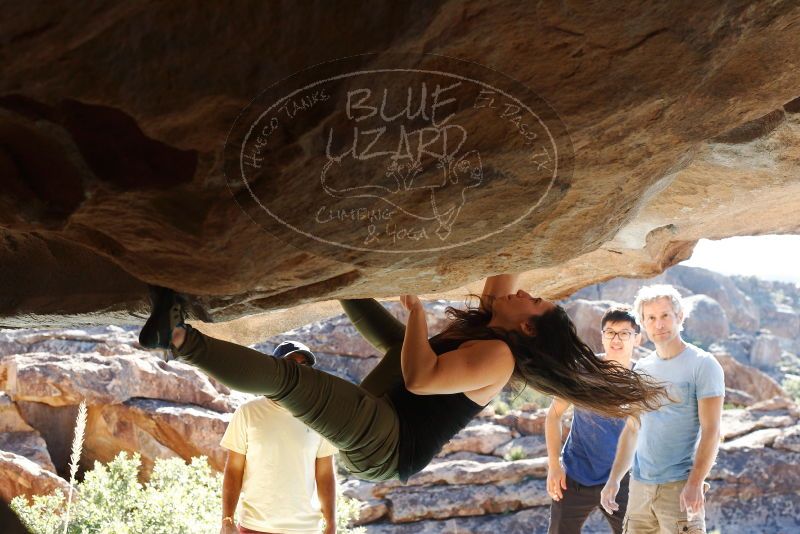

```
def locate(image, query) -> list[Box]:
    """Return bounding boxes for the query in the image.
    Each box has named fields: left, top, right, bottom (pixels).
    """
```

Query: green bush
left=12, top=453, right=221, bottom=534
left=334, top=495, right=366, bottom=534
left=507, top=386, right=551, bottom=411
left=503, top=446, right=527, bottom=462
left=491, top=385, right=551, bottom=412
left=491, top=400, right=510, bottom=416
left=783, top=375, right=800, bottom=402
left=12, top=452, right=365, bottom=534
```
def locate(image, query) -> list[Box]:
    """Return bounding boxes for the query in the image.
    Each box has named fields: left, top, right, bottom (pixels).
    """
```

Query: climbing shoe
left=139, top=285, right=186, bottom=349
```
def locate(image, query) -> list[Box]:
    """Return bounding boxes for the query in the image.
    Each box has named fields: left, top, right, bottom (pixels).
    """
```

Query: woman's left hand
left=400, top=295, right=422, bottom=311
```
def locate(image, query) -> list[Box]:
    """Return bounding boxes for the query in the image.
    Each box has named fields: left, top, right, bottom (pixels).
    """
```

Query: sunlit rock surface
left=1, top=2, right=799, bottom=329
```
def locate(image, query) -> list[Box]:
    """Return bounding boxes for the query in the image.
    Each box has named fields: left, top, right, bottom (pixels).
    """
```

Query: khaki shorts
left=623, top=478, right=710, bottom=534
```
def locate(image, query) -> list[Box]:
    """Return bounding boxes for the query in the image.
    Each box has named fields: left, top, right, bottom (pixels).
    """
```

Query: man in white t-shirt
left=220, top=341, right=338, bottom=534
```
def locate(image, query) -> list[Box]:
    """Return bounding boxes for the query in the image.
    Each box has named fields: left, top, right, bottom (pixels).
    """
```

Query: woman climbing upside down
left=139, top=274, right=667, bottom=482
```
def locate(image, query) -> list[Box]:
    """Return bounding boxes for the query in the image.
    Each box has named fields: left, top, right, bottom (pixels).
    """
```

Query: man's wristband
left=222, top=516, right=235, bottom=526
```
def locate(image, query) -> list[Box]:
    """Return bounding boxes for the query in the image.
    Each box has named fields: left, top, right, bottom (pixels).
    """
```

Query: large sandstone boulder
left=723, top=388, right=754, bottom=407
left=774, top=424, right=800, bottom=453
left=0, top=392, right=33, bottom=432
left=0, top=322, right=246, bottom=481
left=439, top=423, right=515, bottom=456
left=574, top=266, right=761, bottom=333
left=667, top=266, right=760, bottom=332
left=493, top=435, right=548, bottom=460
left=353, top=499, right=390, bottom=526
left=750, top=332, right=784, bottom=369
left=13, top=401, right=80, bottom=476
left=495, top=409, right=549, bottom=436
left=0, top=432, right=56, bottom=473
left=761, top=304, right=800, bottom=340
left=719, top=428, right=784, bottom=450
left=682, top=294, right=729, bottom=347
left=84, top=398, right=231, bottom=476
left=706, top=494, right=800, bottom=534
left=364, top=507, right=626, bottom=533
left=720, top=405, right=796, bottom=441
left=748, top=396, right=800, bottom=414
left=710, top=447, right=800, bottom=499
left=0, top=326, right=141, bottom=358
left=3, top=3, right=800, bottom=330
left=0, top=352, right=233, bottom=411
left=0, top=451, right=70, bottom=503
left=709, top=333, right=753, bottom=364
left=385, top=478, right=549, bottom=522
left=365, top=507, right=554, bottom=534
left=370, top=458, right=549, bottom=498
left=732, top=277, right=800, bottom=344
left=563, top=299, right=620, bottom=353
left=714, top=353, right=786, bottom=404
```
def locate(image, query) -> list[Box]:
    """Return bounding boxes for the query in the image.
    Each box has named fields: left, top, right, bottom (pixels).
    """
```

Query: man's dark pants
left=548, top=473, right=630, bottom=534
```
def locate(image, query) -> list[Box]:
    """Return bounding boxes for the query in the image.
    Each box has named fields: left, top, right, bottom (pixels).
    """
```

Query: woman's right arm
left=480, top=274, right=521, bottom=310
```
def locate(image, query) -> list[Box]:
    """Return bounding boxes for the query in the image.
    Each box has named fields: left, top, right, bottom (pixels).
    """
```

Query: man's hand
left=546, top=462, right=567, bottom=501
left=679, top=480, right=705, bottom=518
left=600, top=479, right=621, bottom=515
left=323, top=523, right=336, bottom=534
left=400, top=295, right=422, bottom=311
left=219, top=521, right=237, bottom=534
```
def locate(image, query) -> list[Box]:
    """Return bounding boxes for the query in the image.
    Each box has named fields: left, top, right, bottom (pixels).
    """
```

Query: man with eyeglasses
left=600, top=285, right=724, bottom=534
left=545, top=306, right=642, bottom=534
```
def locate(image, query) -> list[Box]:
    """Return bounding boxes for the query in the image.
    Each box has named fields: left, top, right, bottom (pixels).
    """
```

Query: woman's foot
left=139, top=286, right=186, bottom=349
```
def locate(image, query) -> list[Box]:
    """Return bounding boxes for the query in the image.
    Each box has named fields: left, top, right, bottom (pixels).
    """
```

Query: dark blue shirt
left=561, top=406, right=626, bottom=486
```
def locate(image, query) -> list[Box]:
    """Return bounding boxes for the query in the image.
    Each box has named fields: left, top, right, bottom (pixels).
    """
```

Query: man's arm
left=680, top=395, right=723, bottom=514
left=315, top=455, right=337, bottom=534
left=600, top=417, right=639, bottom=514
left=221, top=451, right=245, bottom=533
left=545, top=397, right=570, bottom=500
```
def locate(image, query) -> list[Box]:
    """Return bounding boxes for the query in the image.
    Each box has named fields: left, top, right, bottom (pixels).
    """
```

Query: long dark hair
left=434, top=296, right=668, bottom=420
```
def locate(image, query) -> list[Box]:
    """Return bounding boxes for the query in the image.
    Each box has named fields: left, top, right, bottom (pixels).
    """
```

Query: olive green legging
left=173, top=299, right=407, bottom=481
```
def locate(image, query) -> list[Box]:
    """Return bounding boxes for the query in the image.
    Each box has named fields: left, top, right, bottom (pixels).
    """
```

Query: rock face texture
left=0, top=326, right=243, bottom=480
left=347, top=401, right=800, bottom=533
left=1, top=2, right=800, bottom=329
left=0, top=451, right=70, bottom=503
left=682, top=294, right=730, bottom=347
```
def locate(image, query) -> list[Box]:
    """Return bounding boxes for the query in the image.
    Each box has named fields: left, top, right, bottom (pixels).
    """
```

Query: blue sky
left=681, top=235, right=800, bottom=285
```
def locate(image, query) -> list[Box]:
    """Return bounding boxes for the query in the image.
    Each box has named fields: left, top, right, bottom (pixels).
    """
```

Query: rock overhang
left=0, top=2, right=799, bottom=329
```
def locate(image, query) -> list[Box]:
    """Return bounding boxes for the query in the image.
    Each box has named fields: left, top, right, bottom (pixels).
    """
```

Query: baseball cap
left=273, top=340, right=316, bottom=366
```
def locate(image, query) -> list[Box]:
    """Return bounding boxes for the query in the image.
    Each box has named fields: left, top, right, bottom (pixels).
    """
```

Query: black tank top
left=387, top=333, right=486, bottom=481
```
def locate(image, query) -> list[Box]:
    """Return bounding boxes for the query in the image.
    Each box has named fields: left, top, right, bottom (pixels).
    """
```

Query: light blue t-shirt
left=633, top=343, right=725, bottom=484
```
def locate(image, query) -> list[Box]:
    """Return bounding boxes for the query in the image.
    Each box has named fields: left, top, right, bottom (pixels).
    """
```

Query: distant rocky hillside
left=1, top=265, right=799, bottom=532
left=568, top=265, right=800, bottom=385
